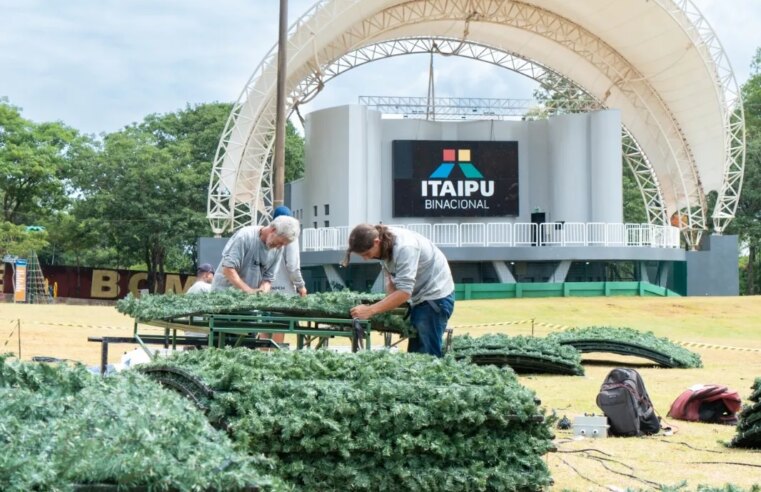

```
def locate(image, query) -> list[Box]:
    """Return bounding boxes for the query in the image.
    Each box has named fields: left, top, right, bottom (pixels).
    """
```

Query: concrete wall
left=684, top=234, right=739, bottom=296
left=289, top=105, right=623, bottom=228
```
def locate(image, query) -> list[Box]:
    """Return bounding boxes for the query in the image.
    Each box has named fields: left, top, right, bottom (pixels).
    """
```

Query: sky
left=1, top=0, right=759, bottom=136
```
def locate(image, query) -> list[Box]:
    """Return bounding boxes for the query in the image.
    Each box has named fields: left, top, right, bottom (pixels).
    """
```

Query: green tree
left=622, top=164, right=648, bottom=224
left=726, top=47, right=761, bottom=294
left=0, top=221, right=48, bottom=258
left=16, top=99, right=306, bottom=284
left=0, top=99, right=91, bottom=225
left=285, top=120, right=305, bottom=182
left=63, top=103, right=306, bottom=290
left=70, top=125, right=199, bottom=291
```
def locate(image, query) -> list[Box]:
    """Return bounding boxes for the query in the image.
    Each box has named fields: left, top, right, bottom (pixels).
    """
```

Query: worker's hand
left=297, top=286, right=308, bottom=297
left=259, top=281, right=272, bottom=293
left=350, top=304, right=375, bottom=320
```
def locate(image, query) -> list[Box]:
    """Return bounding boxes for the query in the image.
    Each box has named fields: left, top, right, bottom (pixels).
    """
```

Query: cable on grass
left=557, top=448, right=615, bottom=458
left=587, top=454, right=661, bottom=488
left=686, top=461, right=761, bottom=468
left=555, top=455, right=607, bottom=489
left=651, top=438, right=723, bottom=453
left=556, top=444, right=661, bottom=488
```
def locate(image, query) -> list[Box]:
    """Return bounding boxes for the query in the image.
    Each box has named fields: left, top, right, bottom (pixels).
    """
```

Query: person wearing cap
left=211, top=215, right=301, bottom=293
left=270, top=206, right=307, bottom=297
left=186, top=263, right=215, bottom=294
left=342, top=224, right=455, bottom=357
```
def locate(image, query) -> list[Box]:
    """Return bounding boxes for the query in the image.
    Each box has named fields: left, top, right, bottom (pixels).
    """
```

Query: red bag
left=667, top=384, right=742, bottom=425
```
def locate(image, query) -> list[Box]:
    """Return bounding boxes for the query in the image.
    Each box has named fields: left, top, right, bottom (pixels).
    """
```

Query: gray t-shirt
left=271, top=240, right=306, bottom=295
left=186, top=280, right=212, bottom=294
left=211, top=226, right=284, bottom=291
left=382, top=227, right=454, bottom=306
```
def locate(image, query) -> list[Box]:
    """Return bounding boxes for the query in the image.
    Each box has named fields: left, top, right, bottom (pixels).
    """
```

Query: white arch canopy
left=208, top=0, right=744, bottom=248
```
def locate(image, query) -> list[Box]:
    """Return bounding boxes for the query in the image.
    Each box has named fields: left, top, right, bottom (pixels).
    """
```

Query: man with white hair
left=270, top=205, right=307, bottom=297
left=211, top=215, right=301, bottom=293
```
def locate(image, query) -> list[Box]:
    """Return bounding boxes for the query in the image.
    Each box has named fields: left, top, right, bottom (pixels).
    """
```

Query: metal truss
left=356, top=95, right=602, bottom=119
left=654, top=0, right=745, bottom=234
left=622, top=130, right=668, bottom=226
left=329, top=0, right=705, bottom=245
left=209, top=0, right=743, bottom=248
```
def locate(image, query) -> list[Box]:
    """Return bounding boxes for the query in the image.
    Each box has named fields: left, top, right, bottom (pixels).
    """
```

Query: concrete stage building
left=201, top=0, right=745, bottom=297
left=201, top=103, right=737, bottom=296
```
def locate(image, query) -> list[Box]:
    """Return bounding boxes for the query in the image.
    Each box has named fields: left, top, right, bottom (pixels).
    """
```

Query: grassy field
left=2, top=296, right=761, bottom=490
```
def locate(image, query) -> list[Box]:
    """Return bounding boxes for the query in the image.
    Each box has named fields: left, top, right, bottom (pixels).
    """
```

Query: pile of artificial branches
left=116, top=290, right=414, bottom=335
left=450, top=333, right=584, bottom=376
left=0, top=354, right=288, bottom=492
left=730, top=377, right=761, bottom=449
left=547, top=326, right=703, bottom=368
left=143, top=349, right=555, bottom=491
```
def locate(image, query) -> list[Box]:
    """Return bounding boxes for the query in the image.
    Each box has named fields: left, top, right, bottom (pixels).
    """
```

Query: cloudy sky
left=1, top=0, right=759, bottom=136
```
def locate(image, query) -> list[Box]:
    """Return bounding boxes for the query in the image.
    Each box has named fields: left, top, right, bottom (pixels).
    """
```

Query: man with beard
left=211, top=215, right=301, bottom=293
left=342, top=223, right=455, bottom=357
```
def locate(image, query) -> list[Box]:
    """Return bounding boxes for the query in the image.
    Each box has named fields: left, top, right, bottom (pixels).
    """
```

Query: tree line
left=2, top=46, right=760, bottom=293
left=0, top=100, right=304, bottom=292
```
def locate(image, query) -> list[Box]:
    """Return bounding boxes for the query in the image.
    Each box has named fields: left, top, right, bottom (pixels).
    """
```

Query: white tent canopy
left=208, top=0, right=744, bottom=248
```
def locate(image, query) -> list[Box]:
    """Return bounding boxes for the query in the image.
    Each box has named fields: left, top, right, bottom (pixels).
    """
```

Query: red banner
left=1, top=264, right=197, bottom=300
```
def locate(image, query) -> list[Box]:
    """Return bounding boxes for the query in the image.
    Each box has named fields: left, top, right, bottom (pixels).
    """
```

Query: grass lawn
left=2, top=295, right=761, bottom=490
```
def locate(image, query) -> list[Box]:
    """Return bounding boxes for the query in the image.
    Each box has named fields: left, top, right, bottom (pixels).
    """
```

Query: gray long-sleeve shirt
left=211, top=226, right=284, bottom=291
left=382, top=227, right=454, bottom=306
left=271, top=240, right=306, bottom=295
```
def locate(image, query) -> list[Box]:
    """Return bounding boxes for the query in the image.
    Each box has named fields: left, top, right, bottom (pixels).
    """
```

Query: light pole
left=272, top=0, right=288, bottom=210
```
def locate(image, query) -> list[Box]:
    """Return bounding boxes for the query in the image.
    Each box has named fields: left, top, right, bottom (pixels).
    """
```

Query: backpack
left=667, top=384, right=742, bottom=425
left=596, top=368, right=660, bottom=436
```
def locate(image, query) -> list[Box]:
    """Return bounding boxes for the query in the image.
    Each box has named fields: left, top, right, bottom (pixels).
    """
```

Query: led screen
left=392, top=140, right=519, bottom=217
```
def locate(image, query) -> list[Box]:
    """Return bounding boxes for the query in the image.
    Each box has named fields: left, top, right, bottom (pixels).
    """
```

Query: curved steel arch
left=291, top=37, right=669, bottom=227
left=208, top=0, right=743, bottom=248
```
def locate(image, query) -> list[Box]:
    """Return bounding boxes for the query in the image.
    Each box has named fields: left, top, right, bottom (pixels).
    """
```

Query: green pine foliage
left=116, top=290, right=415, bottom=336
left=547, top=326, right=703, bottom=368
left=451, top=333, right=584, bottom=375
left=144, top=349, right=555, bottom=491
left=730, top=376, right=761, bottom=449
left=750, top=377, right=761, bottom=402
left=0, top=354, right=288, bottom=492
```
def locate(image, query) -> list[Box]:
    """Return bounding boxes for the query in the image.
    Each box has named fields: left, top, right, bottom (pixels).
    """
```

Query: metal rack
left=203, top=313, right=372, bottom=352
left=89, top=311, right=374, bottom=375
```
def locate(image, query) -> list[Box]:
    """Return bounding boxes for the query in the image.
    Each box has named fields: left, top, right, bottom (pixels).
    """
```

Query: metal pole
left=18, top=319, right=21, bottom=359
left=273, top=0, right=288, bottom=209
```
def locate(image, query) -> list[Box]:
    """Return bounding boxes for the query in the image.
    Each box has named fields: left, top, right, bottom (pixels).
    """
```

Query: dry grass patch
left=2, top=296, right=761, bottom=489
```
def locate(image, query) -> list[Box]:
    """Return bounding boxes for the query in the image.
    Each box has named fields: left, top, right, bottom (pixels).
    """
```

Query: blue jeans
left=408, top=292, right=455, bottom=357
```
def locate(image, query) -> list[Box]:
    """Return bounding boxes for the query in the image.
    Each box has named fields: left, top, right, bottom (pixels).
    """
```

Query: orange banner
left=14, top=259, right=27, bottom=303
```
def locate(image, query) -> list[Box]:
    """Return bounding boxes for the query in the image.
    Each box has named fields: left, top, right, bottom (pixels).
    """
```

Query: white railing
left=406, top=223, right=432, bottom=239
left=563, top=222, right=587, bottom=246
left=433, top=223, right=459, bottom=247
left=319, top=227, right=340, bottom=250
left=487, top=222, right=512, bottom=246
left=461, top=223, right=486, bottom=246
left=514, top=223, right=536, bottom=246
left=540, top=223, right=563, bottom=246
left=587, top=223, right=606, bottom=246
left=299, top=222, right=682, bottom=251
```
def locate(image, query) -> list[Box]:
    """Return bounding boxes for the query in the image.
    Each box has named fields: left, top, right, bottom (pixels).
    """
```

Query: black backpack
left=596, top=368, right=660, bottom=436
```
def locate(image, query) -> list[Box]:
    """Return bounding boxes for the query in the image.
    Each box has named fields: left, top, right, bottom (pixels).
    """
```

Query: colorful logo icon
left=429, top=149, right=484, bottom=179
